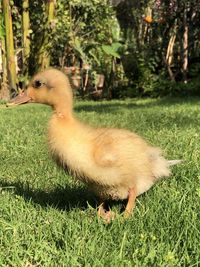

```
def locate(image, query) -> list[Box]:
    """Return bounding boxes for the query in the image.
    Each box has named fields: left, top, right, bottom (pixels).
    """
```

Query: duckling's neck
left=53, top=98, right=74, bottom=121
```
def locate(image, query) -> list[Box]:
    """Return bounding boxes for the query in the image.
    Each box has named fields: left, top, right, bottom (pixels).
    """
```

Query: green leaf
left=102, top=44, right=120, bottom=58
left=112, top=42, right=122, bottom=51
left=88, top=50, right=100, bottom=65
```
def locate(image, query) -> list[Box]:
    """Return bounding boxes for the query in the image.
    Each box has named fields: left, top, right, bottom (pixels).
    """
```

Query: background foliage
left=0, top=0, right=200, bottom=99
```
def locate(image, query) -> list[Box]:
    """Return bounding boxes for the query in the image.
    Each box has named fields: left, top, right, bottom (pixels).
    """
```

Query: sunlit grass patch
left=0, top=98, right=199, bottom=266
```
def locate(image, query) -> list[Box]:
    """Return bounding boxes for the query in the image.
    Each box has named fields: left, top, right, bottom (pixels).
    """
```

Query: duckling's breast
left=48, top=117, right=119, bottom=184
left=48, top=117, right=91, bottom=179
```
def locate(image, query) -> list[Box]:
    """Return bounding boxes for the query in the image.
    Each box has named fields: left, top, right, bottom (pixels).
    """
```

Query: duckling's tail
left=148, top=148, right=183, bottom=179
left=167, top=159, right=183, bottom=166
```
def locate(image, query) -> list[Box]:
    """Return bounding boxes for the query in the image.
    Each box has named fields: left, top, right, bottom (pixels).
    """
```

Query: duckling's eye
left=33, top=80, right=44, bottom=89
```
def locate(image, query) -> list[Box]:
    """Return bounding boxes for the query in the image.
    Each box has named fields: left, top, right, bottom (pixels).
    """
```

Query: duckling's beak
left=7, top=91, right=32, bottom=107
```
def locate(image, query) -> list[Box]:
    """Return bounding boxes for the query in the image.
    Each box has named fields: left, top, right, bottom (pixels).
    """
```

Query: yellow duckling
left=15, top=68, right=181, bottom=221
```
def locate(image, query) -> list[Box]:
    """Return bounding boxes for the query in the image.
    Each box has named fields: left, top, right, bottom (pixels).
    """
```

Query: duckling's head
left=27, top=68, right=73, bottom=110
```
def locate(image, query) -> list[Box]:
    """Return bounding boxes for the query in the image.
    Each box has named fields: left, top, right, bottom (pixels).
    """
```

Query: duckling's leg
left=98, top=202, right=106, bottom=217
left=98, top=201, right=115, bottom=223
left=124, top=187, right=136, bottom=218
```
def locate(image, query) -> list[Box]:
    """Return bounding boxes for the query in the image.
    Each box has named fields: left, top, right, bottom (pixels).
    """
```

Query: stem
left=38, top=0, right=56, bottom=70
left=22, top=0, right=30, bottom=86
left=2, top=0, right=18, bottom=95
left=183, top=5, right=188, bottom=83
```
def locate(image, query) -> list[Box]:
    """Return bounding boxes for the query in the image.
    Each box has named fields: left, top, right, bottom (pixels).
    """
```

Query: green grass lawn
left=0, top=98, right=199, bottom=267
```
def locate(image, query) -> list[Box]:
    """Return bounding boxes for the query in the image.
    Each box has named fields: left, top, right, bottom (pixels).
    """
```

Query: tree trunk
left=0, top=38, right=9, bottom=100
left=166, top=30, right=176, bottom=66
left=165, top=25, right=177, bottom=81
left=38, top=0, right=56, bottom=70
left=0, top=0, right=9, bottom=100
left=22, top=0, right=30, bottom=86
left=2, top=0, right=18, bottom=96
left=183, top=5, right=188, bottom=83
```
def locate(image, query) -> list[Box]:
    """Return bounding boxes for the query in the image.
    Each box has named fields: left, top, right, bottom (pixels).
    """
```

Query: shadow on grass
left=0, top=179, right=127, bottom=213
left=0, top=179, right=98, bottom=211
left=74, top=97, right=200, bottom=130
left=75, top=97, right=200, bottom=114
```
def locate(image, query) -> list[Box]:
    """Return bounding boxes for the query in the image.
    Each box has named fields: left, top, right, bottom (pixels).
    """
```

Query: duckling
left=16, top=68, right=181, bottom=221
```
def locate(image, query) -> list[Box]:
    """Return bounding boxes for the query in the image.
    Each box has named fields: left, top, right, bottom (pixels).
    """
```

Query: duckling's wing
left=93, top=137, right=118, bottom=167
left=92, top=128, right=146, bottom=168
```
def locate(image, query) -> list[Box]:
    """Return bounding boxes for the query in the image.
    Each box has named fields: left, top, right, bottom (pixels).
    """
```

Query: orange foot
left=98, top=203, right=115, bottom=223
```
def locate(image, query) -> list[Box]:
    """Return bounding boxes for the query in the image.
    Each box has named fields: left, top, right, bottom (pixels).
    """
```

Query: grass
left=0, top=97, right=200, bottom=267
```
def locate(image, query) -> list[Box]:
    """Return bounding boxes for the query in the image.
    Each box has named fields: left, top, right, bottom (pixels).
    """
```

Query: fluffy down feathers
left=48, top=112, right=170, bottom=200
left=14, top=68, right=181, bottom=219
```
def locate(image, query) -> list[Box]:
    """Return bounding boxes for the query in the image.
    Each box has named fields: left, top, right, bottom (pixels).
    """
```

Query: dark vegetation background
left=0, top=0, right=200, bottom=100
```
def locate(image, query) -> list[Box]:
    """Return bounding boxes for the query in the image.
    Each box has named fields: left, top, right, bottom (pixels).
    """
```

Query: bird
left=13, top=68, right=181, bottom=221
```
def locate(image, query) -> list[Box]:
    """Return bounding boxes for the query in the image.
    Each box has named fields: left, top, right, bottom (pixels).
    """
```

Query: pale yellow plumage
left=15, top=68, right=180, bottom=220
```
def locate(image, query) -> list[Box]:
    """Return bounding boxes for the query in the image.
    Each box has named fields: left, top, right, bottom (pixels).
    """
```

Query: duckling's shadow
left=1, top=180, right=127, bottom=213
left=0, top=180, right=98, bottom=211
